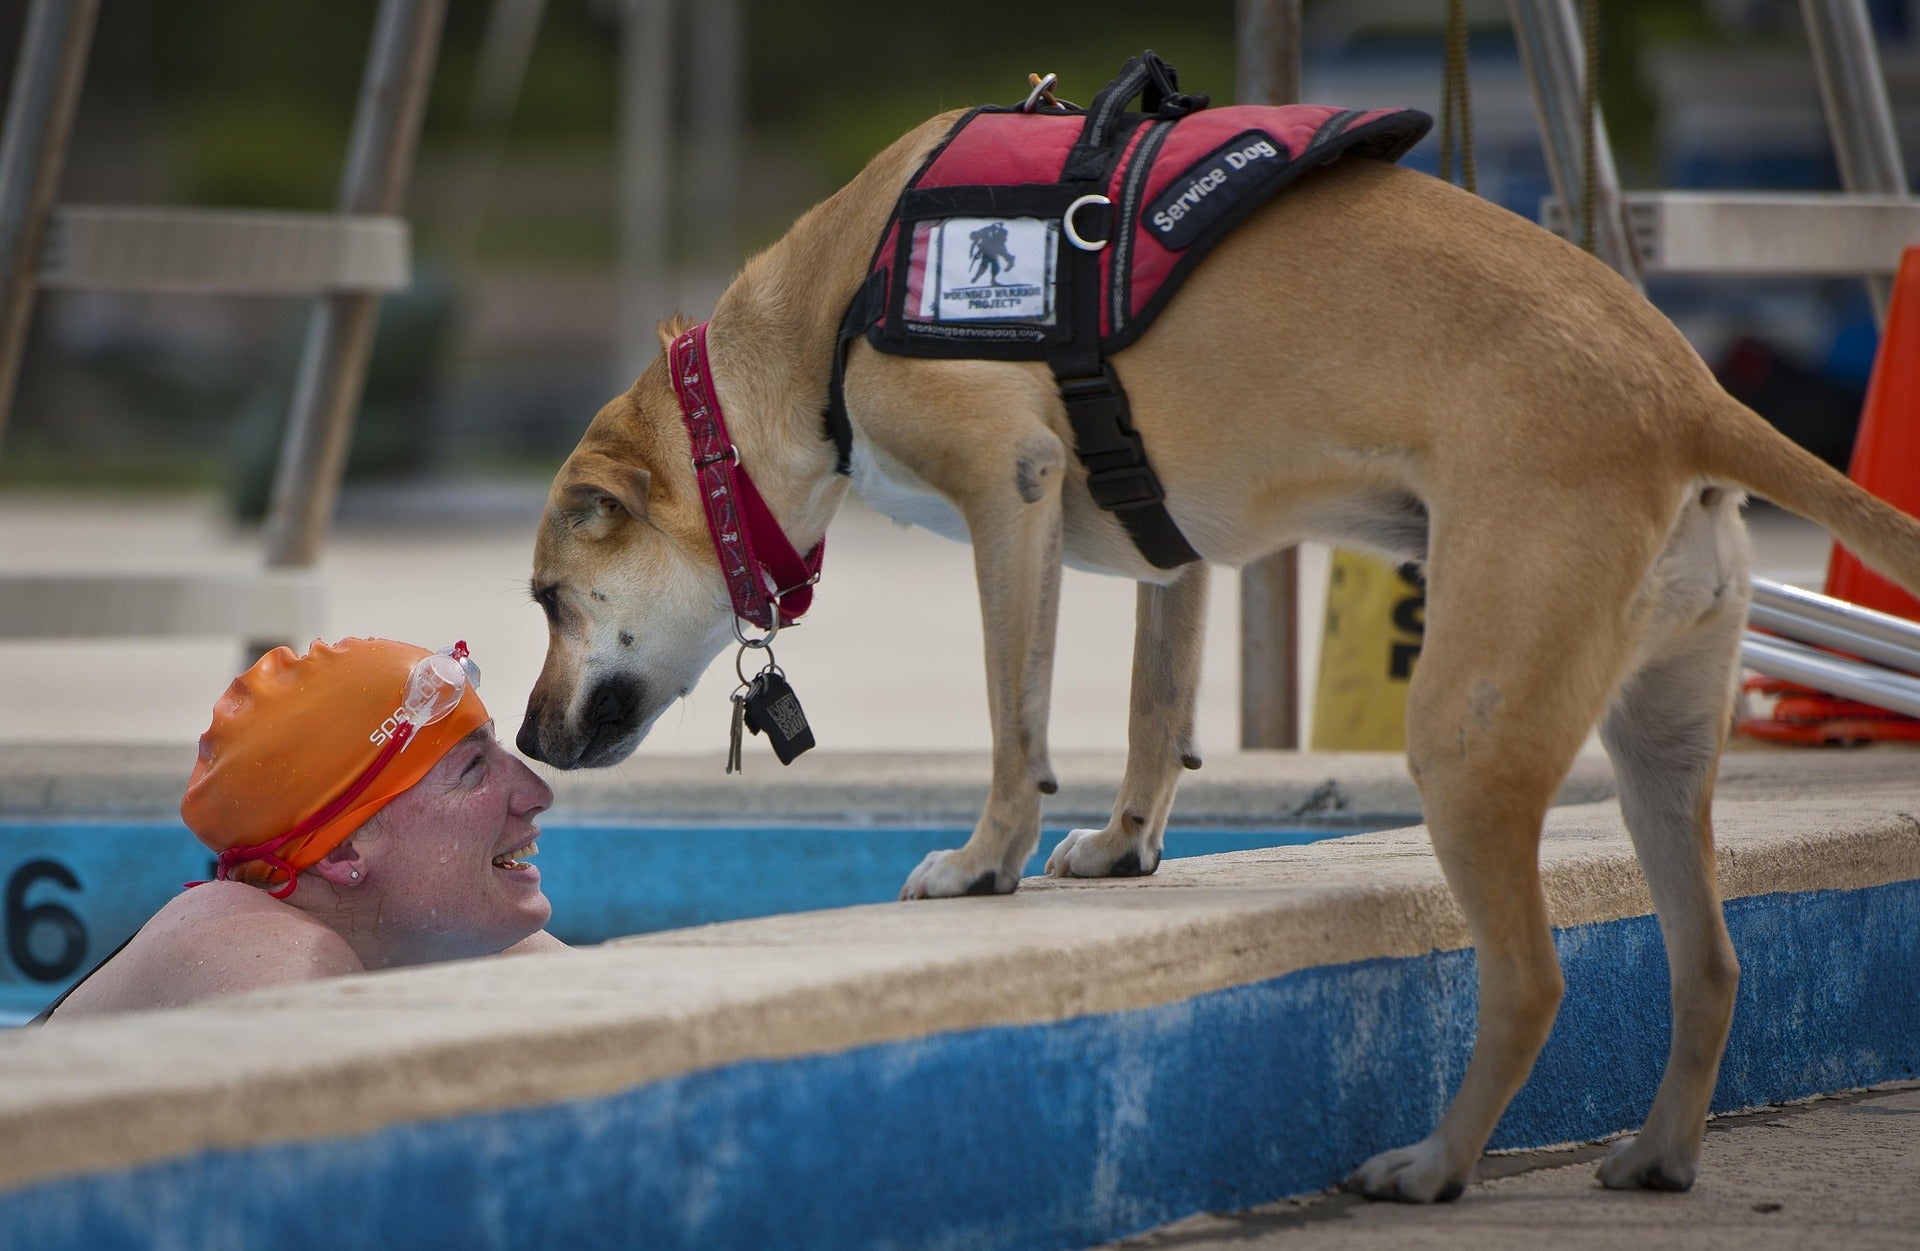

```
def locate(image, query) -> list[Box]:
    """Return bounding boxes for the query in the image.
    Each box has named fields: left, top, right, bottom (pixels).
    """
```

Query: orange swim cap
left=181, top=637, right=490, bottom=893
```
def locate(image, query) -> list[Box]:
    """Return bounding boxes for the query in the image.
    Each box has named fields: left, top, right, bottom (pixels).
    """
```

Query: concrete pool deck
left=0, top=743, right=1915, bottom=1249
left=5, top=735, right=1914, bottom=824
left=1109, top=1081, right=1920, bottom=1251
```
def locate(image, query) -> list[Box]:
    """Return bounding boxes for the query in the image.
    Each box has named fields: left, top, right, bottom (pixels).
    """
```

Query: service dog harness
left=826, top=52, right=1431, bottom=568
left=675, top=54, right=1428, bottom=769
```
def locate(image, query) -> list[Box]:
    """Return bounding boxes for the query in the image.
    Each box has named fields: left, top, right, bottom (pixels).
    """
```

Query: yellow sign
left=1311, top=550, right=1425, bottom=750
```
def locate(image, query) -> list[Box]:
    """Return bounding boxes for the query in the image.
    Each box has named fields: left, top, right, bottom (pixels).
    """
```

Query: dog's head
left=518, top=322, right=737, bottom=769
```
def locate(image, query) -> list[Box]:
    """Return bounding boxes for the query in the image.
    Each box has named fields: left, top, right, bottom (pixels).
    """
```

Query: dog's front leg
left=1046, top=564, right=1208, bottom=878
left=899, top=432, right=1067, bottom=900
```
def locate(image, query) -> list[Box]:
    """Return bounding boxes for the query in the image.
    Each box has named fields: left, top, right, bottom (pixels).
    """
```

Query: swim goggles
left=210, top=642, right=482, bottom=897
left=372, top=641, right=482, bottom=750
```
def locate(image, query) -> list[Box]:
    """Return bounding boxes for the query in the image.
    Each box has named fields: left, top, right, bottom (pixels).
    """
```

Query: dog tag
left=742, top=669, right=815, bottom=765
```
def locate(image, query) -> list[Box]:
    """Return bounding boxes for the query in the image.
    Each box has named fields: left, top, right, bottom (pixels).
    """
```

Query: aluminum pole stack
left=1743, top=578, right=1920, bottom=721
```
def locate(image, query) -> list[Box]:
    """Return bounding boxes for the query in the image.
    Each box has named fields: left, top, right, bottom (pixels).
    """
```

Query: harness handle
left=1064, top=51, right=1209, bottom=181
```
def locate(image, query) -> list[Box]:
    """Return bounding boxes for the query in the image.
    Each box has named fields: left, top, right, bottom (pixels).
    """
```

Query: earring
left=348, top=869, right=360, bottom=880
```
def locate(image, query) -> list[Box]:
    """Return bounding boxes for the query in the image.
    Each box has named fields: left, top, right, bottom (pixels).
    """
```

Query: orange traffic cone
left=1825, top=245, right=1920, bottom=621
left=1738, top=245, right=1920, bottom=744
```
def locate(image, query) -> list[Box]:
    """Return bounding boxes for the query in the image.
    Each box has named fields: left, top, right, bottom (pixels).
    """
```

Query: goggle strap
left=210, top=723, right=414, bottom=889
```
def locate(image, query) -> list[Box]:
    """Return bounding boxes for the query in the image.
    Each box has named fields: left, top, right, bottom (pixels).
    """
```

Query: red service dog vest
left=825, top=53, right=1430, bottom=568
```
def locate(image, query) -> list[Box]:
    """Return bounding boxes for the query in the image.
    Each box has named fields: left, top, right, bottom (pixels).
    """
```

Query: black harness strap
left=1049, top=346, right=1199, bottom=568
left=1047, top=52, right=1202, bottom=569
left=823, top=271, right=881, bottom=477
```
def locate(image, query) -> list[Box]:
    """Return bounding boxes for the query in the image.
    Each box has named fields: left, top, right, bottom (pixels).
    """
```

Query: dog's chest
left=848, top=444, right=972, bottom=545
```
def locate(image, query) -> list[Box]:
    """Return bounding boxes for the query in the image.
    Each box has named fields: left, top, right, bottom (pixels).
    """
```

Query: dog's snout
left=519, top=668, right=654, bottom=771
left=588, top=677, right=642, bottom=728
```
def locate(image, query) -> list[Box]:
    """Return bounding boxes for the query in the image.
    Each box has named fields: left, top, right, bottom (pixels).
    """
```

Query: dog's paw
left=900, top=849, right=1018, bottom=900
left=1596, top=1135, right=1697, bottom=1192
left=1044, top=826, right=1161, bottom=878
left=1345, top=1137, right=1470, bottom=1204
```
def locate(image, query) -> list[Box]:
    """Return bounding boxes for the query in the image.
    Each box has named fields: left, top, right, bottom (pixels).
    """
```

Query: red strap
left=670, top=321, right=824, bottom=631
left=190, top=722, right=415, bottom=898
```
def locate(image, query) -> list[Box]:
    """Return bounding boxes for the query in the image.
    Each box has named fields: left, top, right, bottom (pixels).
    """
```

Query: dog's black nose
left=587, top=678, right=641, bottom=729
left=574, top=675, right=646, bottom=767
left=515, top=716, right=546, bottom=762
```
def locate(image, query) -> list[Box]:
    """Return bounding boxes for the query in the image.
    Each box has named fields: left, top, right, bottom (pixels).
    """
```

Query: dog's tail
left=1696, top=390, right=1920, bottom=597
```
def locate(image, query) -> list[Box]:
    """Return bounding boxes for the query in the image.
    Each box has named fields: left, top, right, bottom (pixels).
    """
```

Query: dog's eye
left=532, top=586, right=560, bottom=623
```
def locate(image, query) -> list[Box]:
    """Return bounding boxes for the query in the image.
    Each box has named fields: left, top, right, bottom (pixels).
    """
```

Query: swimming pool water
left=0, top=819, right=1397, bottom=1023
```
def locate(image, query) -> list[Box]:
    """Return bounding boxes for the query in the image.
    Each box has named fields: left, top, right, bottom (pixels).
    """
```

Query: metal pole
left=1748, top=602, right=1920, bottom=675
left=1801, top=0, right=1908, bottom=323
left=0, top=0, right=99, bottom=450
left=618, top=0, right=673, bottom=388
left=263, top=0, right=448, bottom=569
left=1236, top=0, right=1303, bottom=751
left=1741, top=632, right=1920, bottom=718
left=1508, top=0, right=1644, bottom=288
left=1752, top=576, right=1920, bottom=652
left=1237, top=0, right=1301, bottom=108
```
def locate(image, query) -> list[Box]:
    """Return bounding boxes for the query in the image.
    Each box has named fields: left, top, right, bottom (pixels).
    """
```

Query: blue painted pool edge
left=6, top=879, right=1917, bottom=1251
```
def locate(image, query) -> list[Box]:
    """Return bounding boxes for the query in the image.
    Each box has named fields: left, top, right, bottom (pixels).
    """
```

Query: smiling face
left=518, top=354, right=738, bottom=770
left=345, top=723, right=556, bottom=964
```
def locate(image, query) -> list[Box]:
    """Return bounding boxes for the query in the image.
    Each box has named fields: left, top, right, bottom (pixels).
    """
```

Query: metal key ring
left=1064, top=194, right=1112, bottom=252
left=732, top=600, right=781, bottom=649
left=1023, top=72, right=1059, bottom=113
left=735, top=643, right=775, bottom=687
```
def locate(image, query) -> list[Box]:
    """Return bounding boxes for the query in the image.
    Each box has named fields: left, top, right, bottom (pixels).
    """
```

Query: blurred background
left=0, top=0, right=1903, bottom=754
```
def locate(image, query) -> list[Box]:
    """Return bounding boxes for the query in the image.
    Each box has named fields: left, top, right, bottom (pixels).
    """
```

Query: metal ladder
left=0, top=0, right=446, bottom=644
left=1514, top=0, right=1920, bottom=706
left=1519, top=0, right=1916, bottom=311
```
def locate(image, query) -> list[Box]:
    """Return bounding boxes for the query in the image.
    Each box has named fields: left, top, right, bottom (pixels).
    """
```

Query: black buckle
left=1056, top=366, right=1119, bottom=402
left=1086, top=464, right=1165, bottom=510
left=1057, top=363, right=1167, bottom=510
left=1056, top=365, right=1137, bottom=458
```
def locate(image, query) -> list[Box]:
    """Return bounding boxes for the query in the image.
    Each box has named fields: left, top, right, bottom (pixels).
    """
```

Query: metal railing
left=0, top=0, right=446, bottom=646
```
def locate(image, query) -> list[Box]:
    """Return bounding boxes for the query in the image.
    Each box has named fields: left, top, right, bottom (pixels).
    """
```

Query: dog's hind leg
left=1347, top=494, right=1661, bottom=1203
left=1046, top=563, right=1209, bottom=878
left=1595, top=501, right=1747, bottom=1191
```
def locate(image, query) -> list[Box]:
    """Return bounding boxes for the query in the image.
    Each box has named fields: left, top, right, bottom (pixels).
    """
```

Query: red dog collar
left=669, top=321, right=823, bottom=633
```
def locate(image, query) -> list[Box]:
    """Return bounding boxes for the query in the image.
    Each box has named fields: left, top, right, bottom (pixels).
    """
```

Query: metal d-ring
left=731, top=600, right=780, bottom=650
left=1063, top=194, right=1112, bottom=252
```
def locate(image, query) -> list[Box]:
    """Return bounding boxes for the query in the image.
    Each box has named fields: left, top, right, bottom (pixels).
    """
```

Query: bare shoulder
left=154, top=884, right=362, bottom=974
left=49, top=884, right=361, bottom=1020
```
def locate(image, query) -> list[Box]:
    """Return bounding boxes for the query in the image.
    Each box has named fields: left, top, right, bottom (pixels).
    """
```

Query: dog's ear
left=655, top=313, right=693, bottom=352
left=555, top=455, right=651, bottom=536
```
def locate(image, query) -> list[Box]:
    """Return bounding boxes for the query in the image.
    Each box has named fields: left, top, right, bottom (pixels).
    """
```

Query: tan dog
left=519, top=109, right=1920, bottom=1203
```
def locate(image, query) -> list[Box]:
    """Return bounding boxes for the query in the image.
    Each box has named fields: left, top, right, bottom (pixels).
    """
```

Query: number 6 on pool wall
left=5, top=860, right=89, bottom=983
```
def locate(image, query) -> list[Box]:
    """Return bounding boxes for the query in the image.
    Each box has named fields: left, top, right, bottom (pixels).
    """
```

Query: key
left=726, top=687, right=747, bottom=774
left=742, top=669, right=816, bottom=765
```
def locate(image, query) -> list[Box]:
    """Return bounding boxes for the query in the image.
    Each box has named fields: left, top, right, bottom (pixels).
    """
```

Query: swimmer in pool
left=40, top=637, right=564, bottom=1022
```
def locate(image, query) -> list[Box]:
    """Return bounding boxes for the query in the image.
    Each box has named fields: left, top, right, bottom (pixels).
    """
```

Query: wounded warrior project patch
left=910, top=216, right=1058, bottom=325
